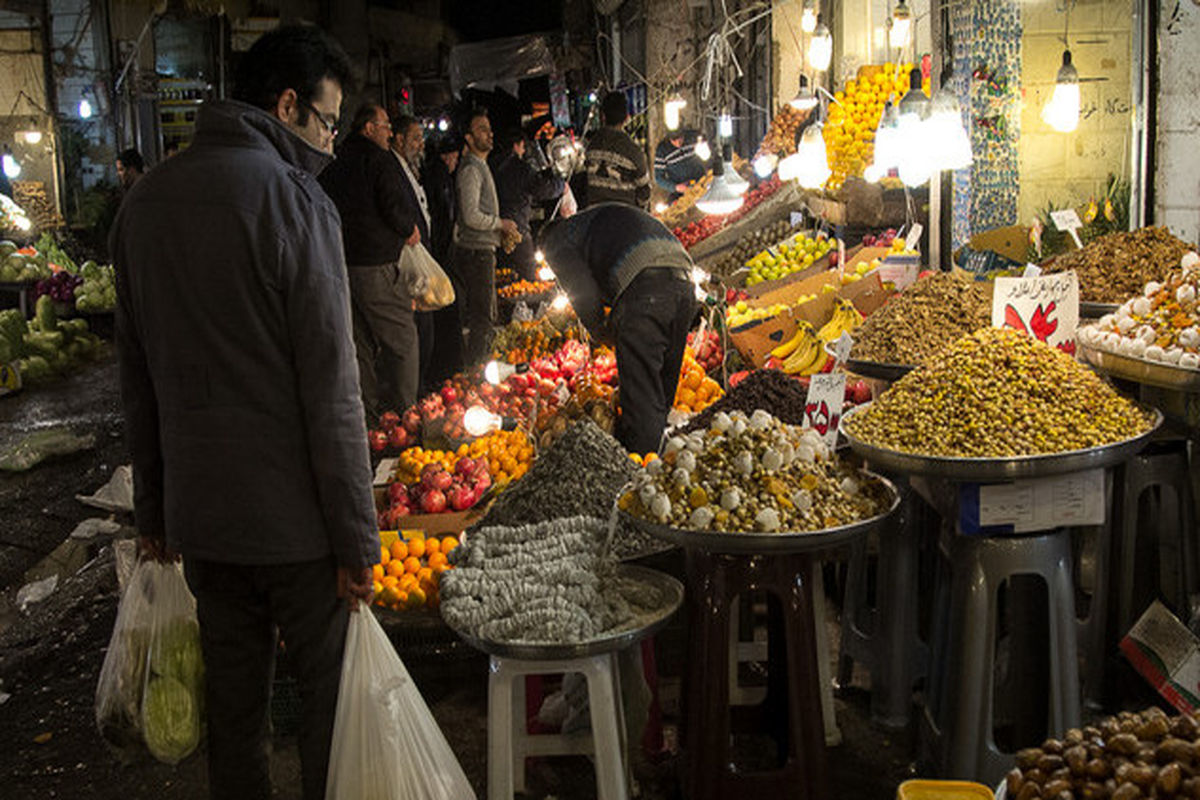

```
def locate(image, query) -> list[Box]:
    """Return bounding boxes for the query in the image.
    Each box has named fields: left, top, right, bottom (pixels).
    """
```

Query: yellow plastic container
left=897, top=779, right=996, bottom=800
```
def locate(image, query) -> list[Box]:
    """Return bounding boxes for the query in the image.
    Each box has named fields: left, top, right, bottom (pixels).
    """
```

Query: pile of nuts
left=1079, top=251, right=1200, bottom=370
left=846, top=327, right=1154, bottom=457
left=620, top=409, right=889, bottom=533
left=1006, top=707, right=1200, bottom=800
left=684, top=369, right=811, bottom=431
left=1043, top=227, right=1197, bottom=304
left=851, top=272, right=993, bottom=366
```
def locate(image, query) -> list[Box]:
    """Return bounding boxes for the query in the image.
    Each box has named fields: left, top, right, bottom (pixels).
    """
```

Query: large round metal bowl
left=1080, top=301, right=1120, bottom=319
left=845, top=357, right=916, bottom=382
left=1080, top=342, right=1200, bottom=393
left=839, top=402, right=1163, bottom=481
left=619, top=471, right=901, bottom=555
left=445, top=564, right=683, bottom=661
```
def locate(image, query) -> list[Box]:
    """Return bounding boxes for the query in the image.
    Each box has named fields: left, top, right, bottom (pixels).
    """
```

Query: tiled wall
left=1155, top=0, right=1200, bottom=245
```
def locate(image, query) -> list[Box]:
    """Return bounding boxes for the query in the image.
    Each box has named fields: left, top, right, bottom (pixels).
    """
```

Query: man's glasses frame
left=298, top=97, right=338, bottom=137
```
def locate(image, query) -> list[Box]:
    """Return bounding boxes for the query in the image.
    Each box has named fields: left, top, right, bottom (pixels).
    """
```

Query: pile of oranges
left=823, top=63, right=922, bottom=192
left=373, top=532, right=461, bottom=611
left=497, top=280, right=554, bottom=300
left=395, top=446, right=458, bottom=484
left=673, top=348, right=724, bottom=414
left=459, top=430, right=533, bottom=485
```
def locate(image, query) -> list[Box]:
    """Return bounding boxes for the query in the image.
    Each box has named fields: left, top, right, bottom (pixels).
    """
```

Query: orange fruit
left=407, top=538, right=426, bottom=559
left=381, top=574, right=399, bottom=589
left=442, top=536, right=460, bottom=553
left=403, top=556, right=421, bottom=574
left=390, top=540, right=408, bottom=562
left=380, top=585, right=402, bottom=606
left=380, top=545, right=391, bottom=565
left=417, top=566, right=433, bottom=585
left=407, top=587, right=427, bottom=608
left=371, top=580, right=383, bottom=596
left=386, top=559, right=406, bottom=578
left=429, top=551, right=448, bottom=570
left=399, top=574, right=418, bottom=592
left=372, top=564, right=385, bottom=582
left=425, top=538, right=441, bottom=555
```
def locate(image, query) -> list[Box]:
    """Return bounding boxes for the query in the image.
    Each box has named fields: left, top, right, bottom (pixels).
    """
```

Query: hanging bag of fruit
left=399, top=242, right=456, bottom=312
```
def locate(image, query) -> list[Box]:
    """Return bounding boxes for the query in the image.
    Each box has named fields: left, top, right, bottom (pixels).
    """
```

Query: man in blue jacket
left=539, top=203, right=697, bottom=453
left=111, top=26, right=377, bottom=800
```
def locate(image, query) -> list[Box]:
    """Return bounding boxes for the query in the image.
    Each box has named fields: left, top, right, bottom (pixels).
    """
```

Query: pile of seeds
left=683, top=369, right=810, bottom=432
left=623, top=410, right=890, bottom=533
left=478, top=420, right=660, bottom=558
left=1043, top=226, right=1196, bottom=304
left=850, top=272, right=992, bottom=365
left=441, top=516, right=671, bottom=643
left=846, top=327, right=1154, bottom=457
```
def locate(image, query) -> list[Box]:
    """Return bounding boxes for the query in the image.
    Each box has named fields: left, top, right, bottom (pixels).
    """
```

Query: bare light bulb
left=463, top=405, right=502, bottom=437
left=808, top=24, right=832, bottom=71
left=78, top=98, right=93, bottom=119
left=889, top=1, right=912, bottom=49
left=800, top=0, right=818, bottom=34
left=693, top=137, right=711, bottom=161
left=753, top=153, right=778, bottom=178
left=718, top=113, right=733, bottom=139
left=1041, top=51, right=1080, bottom=133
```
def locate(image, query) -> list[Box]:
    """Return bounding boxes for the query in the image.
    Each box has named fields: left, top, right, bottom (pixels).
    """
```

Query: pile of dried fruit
left=1079, top=252, right=1200, bottom=369
left=846, top=327, right=1154, bottom=457
left=850, top=271, right=992, bottom=365
left=1042, top=226, right=1196, bottom=304
left=491, top=318, right=583, bottom=363
left=756, top=104, right=809, bottom=159
left=1006, top=707, right=1200, bottom=800
left=683, top=369, right=811, bottom=431
left=621, top=409, right=889, bottom=532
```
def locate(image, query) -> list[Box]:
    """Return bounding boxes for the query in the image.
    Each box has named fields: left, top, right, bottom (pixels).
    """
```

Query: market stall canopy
left=448, top=34, right=556, bottom=98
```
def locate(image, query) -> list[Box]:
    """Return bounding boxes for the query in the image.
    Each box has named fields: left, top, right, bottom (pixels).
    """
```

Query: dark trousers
left=416, top=310, right=435, bottom=394
left=499, top=235, right=537, bottom=281
left=613, top=269, right=697, bottom=454
left=347, top=262, right=419, bottom=421
left=182, top=557, right=349, bottom=800
left=450, top=244, right=497, bottom=365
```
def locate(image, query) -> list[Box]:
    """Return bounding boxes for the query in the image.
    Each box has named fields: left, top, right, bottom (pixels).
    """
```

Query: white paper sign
left=906, top=223, right=923, bottom=251
left=991, top=270, right=1080, bottom=355
left=803, top=372, right=846, bottom=449
left=790, top=211, right=805, bottom=228
left=978, top=468, right=1105, bottom=532
left=825, top=331, right=854, bottom=365
left=1050, top=208, right=1084, bottom=248
left=373, top=457, right=398, bottom=487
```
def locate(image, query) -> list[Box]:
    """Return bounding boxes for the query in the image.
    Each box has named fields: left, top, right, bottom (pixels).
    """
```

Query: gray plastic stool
left=922, top=528, right=1081, bottom=788
left=1078, top=440, right=1198, bottom=708
left=837, top=486, right=930, bottom=728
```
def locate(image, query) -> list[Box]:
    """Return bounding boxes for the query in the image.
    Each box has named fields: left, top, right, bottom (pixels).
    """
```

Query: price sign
left=906, top=222, right=923, bottom=251
left=991, top=270, right=1080, bottom=355
left=1050, top=208, right=1084, bottom=248
left=803, top=372, right=846, bottom=449
left=971, top=469, right=1105, bottom=533
left=825, top=331, right=854, bottom=366
left=790, top=211, right=805, bottom=228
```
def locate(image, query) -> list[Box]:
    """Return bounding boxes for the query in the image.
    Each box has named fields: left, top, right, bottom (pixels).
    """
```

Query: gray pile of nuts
left=1006, top=707, right=1200, bottom=800
left=846, top=327, right=1154, bottom=458
left=620, top=409, right=889, bottom=533
left=440, top=516, right=670, bottom=644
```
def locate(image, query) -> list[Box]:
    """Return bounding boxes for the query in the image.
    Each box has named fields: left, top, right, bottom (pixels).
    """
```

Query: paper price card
left=1050, top=208, right=1084, bottom=248
left=803, top=372, right=846, bottom=449
left=971, top=468, right=1105, bottom=533
left=991, top=270, right=1080, bottom=355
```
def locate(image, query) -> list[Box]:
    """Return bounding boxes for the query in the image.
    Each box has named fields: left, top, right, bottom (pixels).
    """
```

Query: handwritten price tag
left=977, top=469, right=1105, bottom=532
left=804, top=372, right=846, bottom=449
left=1050, top=208, right=1084, bottom=248
left=991, top=270, right=1080, bottom=355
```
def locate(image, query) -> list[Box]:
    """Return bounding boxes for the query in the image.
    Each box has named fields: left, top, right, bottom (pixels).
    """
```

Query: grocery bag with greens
left=325, top=608, right=475, bottom=800
left=95, top=559, right=205, bottom=764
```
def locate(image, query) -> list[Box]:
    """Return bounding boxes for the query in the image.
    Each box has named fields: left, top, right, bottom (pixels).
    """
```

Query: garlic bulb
left=676, top=450, right=697, bottom=473
left=761, top=448, right=784, bottom=472
left=638, top=484, right=658, bottom=506
left=1136, top=325, right=1157, bottom=344
left=650, top=494, right=671, bottom=521
left=1178, top=284, right=1196, bottom=304
left=1181, top=352, right=1200, bottom=370
left=1182, top=251, right=1200, bottom=273
left=1131, top=297, right=1152, bottom=317
left=754, top=508, right=781, bottom=532
left=1145, top=345, right=1166, bottom=361
left=720, top=488, right=741, bottom=511
left=795, top=443, right=817, bottom=464
left=1164, top=347, right=1183, bottom=364
left=840, top=476, right=860, bottom=496
left=689, top=506, right=714, bottom=529
left=1145, top=281, right=1162, bottom=297
left=646, top=458, right=665, bottom=476
left=749, top=409, right=773, bottom=431
left=1180, top=328, right=1200, bottom=349
left=664, top=436, right=685, bottom=455
left=672, top=467, right=691, bottom=487
left=734, top=451, right=754, bottom=476
left=711, top=411, right=733, bottom=433
left=792, top=489, right=813, bottom=512
left=1116, top=314, right=1136, bottom=334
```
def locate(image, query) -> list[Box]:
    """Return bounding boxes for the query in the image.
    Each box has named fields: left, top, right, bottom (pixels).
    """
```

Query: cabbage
left=141, top=675, right=200, bottom=764
left=151, top=621, right=204, bottom=698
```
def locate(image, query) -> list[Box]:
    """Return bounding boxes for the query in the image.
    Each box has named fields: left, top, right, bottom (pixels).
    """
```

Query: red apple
left=388, top=426, right=409, bottom=449
left=420, top=489, right=446, bottom=514
left=849, top=380, right=872, bottom=405
left=827, top=250, right=839, bottom=266
left=367, top=429, right=388, bottom=452
left=449, top=485, right=476, bottom=511
left=441, top=384, right=459, bottom=405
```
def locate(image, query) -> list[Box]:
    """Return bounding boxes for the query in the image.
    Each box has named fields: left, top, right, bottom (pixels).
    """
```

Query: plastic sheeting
left=448, top=34, right=557, bottom=97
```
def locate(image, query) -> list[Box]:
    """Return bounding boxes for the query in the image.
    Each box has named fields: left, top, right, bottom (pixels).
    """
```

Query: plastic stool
left=488, top=652, right=629, bottom=800
left=682, top=550, right=828, bottom=800
left=1078, top=441, right=1198, bottom=708
left=838, top=486, right=930, bottom=727
left=922, top=528, right=1081, bottom=788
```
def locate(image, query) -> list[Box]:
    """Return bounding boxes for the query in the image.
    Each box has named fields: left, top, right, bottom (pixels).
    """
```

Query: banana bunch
left=817, top=299, right=864, bottom=342
left=770, top=321, right=827, bottom=375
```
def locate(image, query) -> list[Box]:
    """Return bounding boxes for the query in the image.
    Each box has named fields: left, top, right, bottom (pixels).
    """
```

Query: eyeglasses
left=297, top=97, right=338, bottom=137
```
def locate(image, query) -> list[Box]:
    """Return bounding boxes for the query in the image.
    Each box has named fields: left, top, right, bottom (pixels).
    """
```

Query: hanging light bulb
left=695, top=158, right=745, bottom=216
left=865, top=100, right=901, bottom=182
left=777, top=151, right=803, bottom=182
left=720, top=145, right=749, bottom=195
left=927, top=87, right=973, bottom=171
left=463, top=405, right=503, bottom=437
left=753, top=152, right=778, bottom=178
left=808, top=24, right=832, bottom=71
left=800, top=0, right=818, bottom=34
left=693, top=136, right=711, bottom=162
left=664, top=92, right=687, bottom=131
left=2, top=149, right=19, bottom=179
left=1041, top=50, right=1080, bottom=133
left=791, top=122, right=831, bottom=189
left=896, top=68, right=932, bottom=186
left=889, top=0, right=913, bottom=50
left=789, top=74, right=819, bottom=111
left=18, top=130, right=41, bottom=145
left=78, top=96, right=93, bottom=119
left=718, top=112, right=734, bottom=139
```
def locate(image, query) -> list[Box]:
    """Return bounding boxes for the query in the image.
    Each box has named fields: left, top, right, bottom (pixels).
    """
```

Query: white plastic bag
left=399, top=242, right=456, bottom=311
left=326, top=609, right=475, bottom=800
left=95, top=559, right=205, bottom=764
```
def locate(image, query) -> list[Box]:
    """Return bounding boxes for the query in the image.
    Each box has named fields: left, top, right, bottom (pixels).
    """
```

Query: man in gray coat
left=111, top=26, right=377, bottom=800
left=452, top=108, right=517, bottom=363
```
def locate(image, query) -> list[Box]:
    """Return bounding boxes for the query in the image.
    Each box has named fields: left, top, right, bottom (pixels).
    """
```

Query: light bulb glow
left=550, top=293, right=571, bottom=312
left=693, top=137, right=711, bottom=162
left=78, top=98, right=92, bottom=119
left=484, top=361, right=503, bottom=385
left=863, top=163, right=884, bottom=183
left=654, top=201, right=669, bottom=213
left=437, top=117, right=449, bottom=132
left=18, top=130, right=41, bottom=145
left=809, top=24, right=832, bottom=71
left=463, top=405, right=502, bottom=437
left=664, top=95, right=687, bottom=131
left=800, top=0, right=818, bottom=34
left=2, top=154, right=20, bottom=179
left=14, top=215, right=31, bottom=231
left=889, top=1, right=913, bottom=49
left=1042, top=52, right=1080, bottom=133
left=691, top=266, right=710, bottom=285
left=695, top=173, right=745, bottom=215
left=537, top=264, right=555, bottom=281
left=777, top=151, right=804, bottom=182
left=927, top=89, right=973, bottom=171
left=534, top=248, right=545, bottom=263
left=792, top=123, right=831, bottom=189
left=753, top=153, right=778, bottom=178
left=718, top=113, right=733, bottom=139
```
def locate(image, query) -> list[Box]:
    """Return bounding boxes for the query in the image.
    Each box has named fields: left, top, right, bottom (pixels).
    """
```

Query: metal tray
left=446, top=564, right=684, bottom=660
left=840, top=403, right=1162, bottom=481
left=1080, top=343, right=1200, bottom=393
left=619, top=472, right=901, bottom=555
left=845, top=357, right=916, bottom=382
left=1080, top=301, right=1120, bottom=319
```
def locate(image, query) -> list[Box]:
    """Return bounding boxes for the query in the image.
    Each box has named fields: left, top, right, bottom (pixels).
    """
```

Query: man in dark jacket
left=423, top=135, right=464, bottom=382
left=654, top=128, right=707, bottom=203
left=583, top=92, right=651, bottom=209
left=390, top=115, right=435, bottom=394
left=319, top=102, right=421, bottom=419
left=110, top=25, right=376, bottom=800
left=539, top=203, right=697, bottom=453
left=493, top=129, right=564, bottom=280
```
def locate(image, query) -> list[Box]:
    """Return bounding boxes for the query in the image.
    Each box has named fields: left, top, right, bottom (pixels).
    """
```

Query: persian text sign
left=991, top=270, right=1079, bottom=355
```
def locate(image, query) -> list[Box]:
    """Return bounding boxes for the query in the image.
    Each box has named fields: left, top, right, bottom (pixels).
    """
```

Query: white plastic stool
left=487, top=652, right=629, bottom=800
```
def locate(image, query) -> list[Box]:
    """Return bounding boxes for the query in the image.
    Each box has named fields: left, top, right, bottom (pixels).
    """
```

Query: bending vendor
left=539, top=203, right=697, bottom=453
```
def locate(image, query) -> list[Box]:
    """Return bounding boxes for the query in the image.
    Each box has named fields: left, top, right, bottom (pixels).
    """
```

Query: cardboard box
left=372, top=485, right=487, bottom=535
left=955, top=225, right=1031, bottom=265
left=1120, top=600, right=1200, bottom=714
